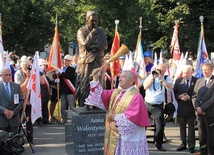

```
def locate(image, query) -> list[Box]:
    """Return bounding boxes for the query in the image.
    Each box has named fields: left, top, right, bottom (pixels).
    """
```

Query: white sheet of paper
left=14, top=94, right=19, bottom=104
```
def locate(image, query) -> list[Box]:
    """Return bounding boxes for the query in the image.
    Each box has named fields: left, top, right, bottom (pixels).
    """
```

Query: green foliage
left=0, top=0, right=214, bottom=56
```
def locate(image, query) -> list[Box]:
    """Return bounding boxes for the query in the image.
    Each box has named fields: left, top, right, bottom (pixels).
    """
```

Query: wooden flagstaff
left=47, top=14, right=62, bottom=122
left=20, top=89, right=30, bottom=124
left=0, top=13, right=2, bottom=30
left=139, top=17, right=142, bottom=37
left=0, top=13, right=2, bottom=31
left=57, top=72, right=60, bottom=122
left=55, top=14, right=61, bottom=122
left=111, top=20, right=120, bottom=89
left=135, top=16, right=142, bottom=92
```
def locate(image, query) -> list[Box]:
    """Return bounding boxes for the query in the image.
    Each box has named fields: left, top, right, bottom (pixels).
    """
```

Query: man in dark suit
left=0, top=67, right=24, bottom=135
left=192, top=63, right=214, bottom=155
left=174, top=65, right=198, bottom=153
left=56, top=54, right=76, bottom=124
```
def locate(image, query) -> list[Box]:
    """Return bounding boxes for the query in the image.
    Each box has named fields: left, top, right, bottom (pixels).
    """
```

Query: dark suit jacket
left=105, top=69, right=111, bottom=90
left=0, top=81, right=24, bottom=128
left=59, top=66, right=76, bottom=94
left=192, top=75, right=214, bottom=117
left=174, top=76, right=198, bottom=117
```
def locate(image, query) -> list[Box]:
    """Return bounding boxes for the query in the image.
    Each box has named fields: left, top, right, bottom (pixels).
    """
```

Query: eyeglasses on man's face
left=2, top=74, right=11, bottom=76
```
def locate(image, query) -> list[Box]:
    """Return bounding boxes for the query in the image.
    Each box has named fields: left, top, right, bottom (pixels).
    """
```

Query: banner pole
left=56, top=74, right=60, bottom=122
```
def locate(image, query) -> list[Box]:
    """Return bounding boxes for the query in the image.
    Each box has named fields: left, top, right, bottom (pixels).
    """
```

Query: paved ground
left=22, top=123, right=67, bottom=155
left=147, top=122, right=199, bottom=155
left=21, top=121, right=199, bottom=155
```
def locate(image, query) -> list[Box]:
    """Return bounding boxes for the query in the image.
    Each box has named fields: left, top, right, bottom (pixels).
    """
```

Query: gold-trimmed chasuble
left=104, top=87, right=138, bottom=155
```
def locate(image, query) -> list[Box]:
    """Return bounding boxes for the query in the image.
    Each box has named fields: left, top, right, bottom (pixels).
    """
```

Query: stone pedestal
left=65, top=107, right=106, bottom=155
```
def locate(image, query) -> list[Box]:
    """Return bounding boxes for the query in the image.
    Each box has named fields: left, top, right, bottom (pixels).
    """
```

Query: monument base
left=65, top=107, right=106, bottom=155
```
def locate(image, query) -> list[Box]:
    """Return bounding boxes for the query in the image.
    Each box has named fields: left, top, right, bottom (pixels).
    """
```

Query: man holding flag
left=56, top=54, right=76, bottom=124
left=46, top=21, right=62, bottom=123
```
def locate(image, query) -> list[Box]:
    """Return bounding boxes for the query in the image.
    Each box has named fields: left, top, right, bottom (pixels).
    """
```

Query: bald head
left=119, top=70, right=136, bottom=89
left=156, top=63, right=166, bottom=75
left=182, top=65, right=193, bottom=80
left=183, top=65, right=193, bottom=73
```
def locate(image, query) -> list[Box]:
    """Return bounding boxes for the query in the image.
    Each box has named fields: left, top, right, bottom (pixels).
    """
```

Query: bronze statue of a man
left=76, top=10, right=108, bottom=108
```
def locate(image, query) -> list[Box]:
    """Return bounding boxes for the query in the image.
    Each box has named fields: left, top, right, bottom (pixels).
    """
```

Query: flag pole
left=0, top=13, right=2, bottom=31
left=111, top=20, right=119, bottom=89
left=199, top=15, right=204, bottom=26
left=115, top=19, right=119, bottom=33
left=0, top=13, right=2, bottom=32
left=194, top=15, right=204, bottom=78
left=20, top=89, right=30, bottom=123
left=135, top=17, right=142, bottom=59
left=135, top=17, right=143, bottom=90
left=55, top=14, right=61, bottom=122
left=139, top=17, right=142, bottom=37
left=57, top=73, right=60, bottom=122
left=196, top=15, right=204, bottom=58
left=19, top=89, right=35, bottom=153
left=137, top=17, right=142, bottom=54
left=196, top=15, right=204, bottom=62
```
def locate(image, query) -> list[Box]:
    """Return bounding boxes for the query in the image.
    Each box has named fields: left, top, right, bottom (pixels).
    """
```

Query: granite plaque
left=65, top=107, right=106, bottom=155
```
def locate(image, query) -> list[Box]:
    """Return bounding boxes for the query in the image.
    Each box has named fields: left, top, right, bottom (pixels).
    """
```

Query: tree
left=150, top=0, right=214, bottom=55
left=1, top=0, right=214, bottom=56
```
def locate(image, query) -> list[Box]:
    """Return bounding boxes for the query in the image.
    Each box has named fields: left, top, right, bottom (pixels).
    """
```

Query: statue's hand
left=91, top=28, right=98, bottom=35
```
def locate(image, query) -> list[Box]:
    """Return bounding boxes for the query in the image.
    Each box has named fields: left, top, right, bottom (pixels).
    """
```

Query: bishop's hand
left=92, top=68, right=101, bottom=81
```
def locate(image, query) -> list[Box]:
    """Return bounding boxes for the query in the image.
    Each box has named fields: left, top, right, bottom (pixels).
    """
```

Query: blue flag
left=194, top=25, right=209, bottom=78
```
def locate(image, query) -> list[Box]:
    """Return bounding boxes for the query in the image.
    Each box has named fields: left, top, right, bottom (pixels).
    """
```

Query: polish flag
left=47, top=25, right=62, bottom=72
left=170, top=21, right=181, bottom=64
left=27, top=52, right=42, bottom=123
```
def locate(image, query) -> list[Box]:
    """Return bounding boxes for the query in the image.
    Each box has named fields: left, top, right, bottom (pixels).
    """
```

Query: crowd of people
left=1, top=10, right=214, bottom=155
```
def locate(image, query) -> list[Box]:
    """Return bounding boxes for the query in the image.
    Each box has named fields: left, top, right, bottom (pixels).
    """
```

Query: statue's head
left=86, top=10, right=98, bottom=30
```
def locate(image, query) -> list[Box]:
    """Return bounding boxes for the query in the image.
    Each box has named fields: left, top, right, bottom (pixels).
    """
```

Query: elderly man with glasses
left=0, top=67, right=23, bottom=136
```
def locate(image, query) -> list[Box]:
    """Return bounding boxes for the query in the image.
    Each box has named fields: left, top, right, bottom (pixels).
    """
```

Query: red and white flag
left=170, top=21, right=181, bottom=63
left=47, top=25, right=62, bottom=72
left=122, top=54, right=129, bottom=71
left=123, top=51, right=134, bottom=71
left=47, top=24, right=76, bottom=94
left=0, top=20, right=5, bottom=71
left=4, top=51, right=10, bottom=68
left=110, top=22, right=120, bottom=82
left=173, top=52, right=188, bottom=83
left=159, top=52, right=163, bottom=64
left=151, top=52, right=157, bottom=70
left=27, top=52, right=42, bottom=123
